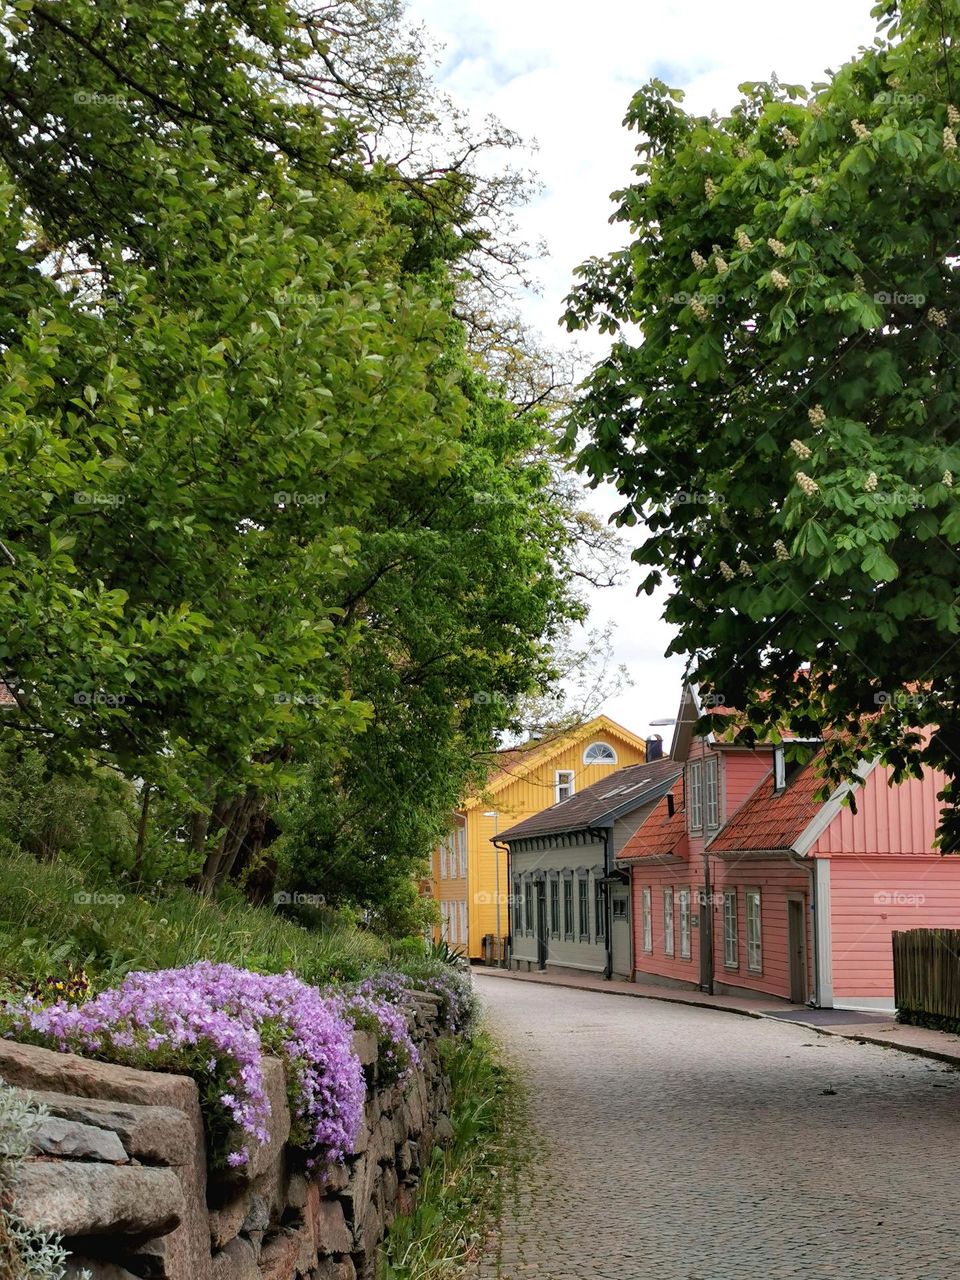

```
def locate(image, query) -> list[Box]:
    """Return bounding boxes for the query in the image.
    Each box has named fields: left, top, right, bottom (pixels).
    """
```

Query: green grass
left=0, top=851, right=390, bottom=995
left=378, top=1030, right=530, bottom=1280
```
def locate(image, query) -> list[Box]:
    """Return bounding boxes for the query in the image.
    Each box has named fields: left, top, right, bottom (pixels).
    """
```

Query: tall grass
left=0, top=852, right=389, bottom=994
left=379, top=1032, right=529, bottom=1280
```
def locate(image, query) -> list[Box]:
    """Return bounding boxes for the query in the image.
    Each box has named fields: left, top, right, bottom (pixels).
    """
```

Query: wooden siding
left=629, top=856, right=812, bottom=1001
left=812, top=763, right=947, bottom=857
left=511, top=837, right=607, bottom=972
left=829, top=855, right=960, bottom=1000
left=721, top=750, right=772, bottom=823
left=462, top=728, right=646, bottom=957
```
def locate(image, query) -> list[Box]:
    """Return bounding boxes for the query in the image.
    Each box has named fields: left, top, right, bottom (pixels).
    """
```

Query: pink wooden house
left=618, top=685, right=960, bottom=1010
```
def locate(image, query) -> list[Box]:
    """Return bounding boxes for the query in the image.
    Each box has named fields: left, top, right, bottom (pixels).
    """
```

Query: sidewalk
left=474, top=965, right=960, bottom=1067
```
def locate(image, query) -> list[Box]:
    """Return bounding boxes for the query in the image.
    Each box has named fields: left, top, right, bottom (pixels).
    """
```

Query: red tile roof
left=618, top=784, right=689, bottom=862
left=707, top=757, right=827, bottom=854
left=0, top=681, right=17, bottom=708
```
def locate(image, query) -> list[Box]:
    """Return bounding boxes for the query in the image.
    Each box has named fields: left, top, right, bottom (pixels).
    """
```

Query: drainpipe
left=492, top=837, right=511, bottom=969
left=701, top=845, right=715, bottom=996
left=788, top=849, right=819, bottom=1006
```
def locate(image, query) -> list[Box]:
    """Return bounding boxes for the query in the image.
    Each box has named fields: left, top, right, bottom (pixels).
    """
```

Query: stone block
left=211, top=1236, right=259, bottom=1280
left=208, top=1190, right=251, bottom=1250
left=350, top=1031, right=378, bottom=1069
left=65, top=1262, right=140, bottom=1280
left=314, top=1259, right=356, bottom=1280
left=257, top=1226, right=306, bottom=1280
left=26, top=1090, right=195, bottom=1167
left=312, top=1195, right=352, bottom=1256
left=0, top=1041, right=211, bottom=1280
left=31, top=1116, right=128, bottom=1163
left=13, top=1160, right=183, bottom=1238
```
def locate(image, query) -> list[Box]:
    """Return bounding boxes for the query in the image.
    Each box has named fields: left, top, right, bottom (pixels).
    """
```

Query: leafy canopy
left=564, top=0, right=960, bottom=847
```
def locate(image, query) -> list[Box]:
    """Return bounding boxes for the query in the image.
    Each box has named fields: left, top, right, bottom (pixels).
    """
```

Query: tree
left=0, top=0, right=591, bottom=908
left=563, top=0, right=960, bottom=848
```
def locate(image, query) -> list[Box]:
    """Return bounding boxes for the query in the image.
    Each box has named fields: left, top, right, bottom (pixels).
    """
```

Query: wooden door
left=788, top=898, right=806, bottom=1003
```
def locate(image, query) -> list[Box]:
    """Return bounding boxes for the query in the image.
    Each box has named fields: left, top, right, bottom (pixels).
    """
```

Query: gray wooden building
left=497, top=758, right=681, bottom=980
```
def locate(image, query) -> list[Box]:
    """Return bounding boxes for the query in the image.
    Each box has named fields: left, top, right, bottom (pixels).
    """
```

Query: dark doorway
left=788, top=898, right=806, bottom=1004
left=536, top=882, right=548, bottom=970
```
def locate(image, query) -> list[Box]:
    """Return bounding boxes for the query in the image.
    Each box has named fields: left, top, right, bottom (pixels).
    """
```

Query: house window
left=641, top=887, right=652, bottom=952
left=595, top=880, right=606, bottom=940
left=457, top=825, right=467, bottom=878
left=550, top=877, right=560, bottom=938
left=705, top=756, right=719, bottom=830
left=745, top=889, right=762, bottom=972
left=583, top=742, right=617, bottom=765
left=440, top=902, right=450, bottom=941
left=512, top=877, right=522, bottom=933
left=556, top=770, right=576, bottom=803
left=563, top=876, right=574, bottom=938
left=678, top=887, right=692, bottom=959
left=774, top=746, right=786, bottom=792
left=578, top=877, right=590, bottom=940
left=612, top=896, right=628, bottom=920
left=688, top=762, right=703, bottom=831
left=723, top=890, right=738, bottom=968
left=663, top=887, right=674, bottom=956
left=458, top=901, right=467, bottom=947
left=524, top=880, right=534, bottom=934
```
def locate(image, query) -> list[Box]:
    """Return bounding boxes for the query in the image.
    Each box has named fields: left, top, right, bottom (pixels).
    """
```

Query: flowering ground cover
left=1, top=959, right=471, bottom=1169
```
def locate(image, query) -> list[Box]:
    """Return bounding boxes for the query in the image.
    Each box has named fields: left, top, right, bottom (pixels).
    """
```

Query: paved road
left=474, top=973, right=960, bottom=1280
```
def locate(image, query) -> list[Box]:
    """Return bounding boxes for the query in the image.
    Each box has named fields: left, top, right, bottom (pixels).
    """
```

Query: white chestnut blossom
left=690, top=297, right=708, bottom=322
left=808, top=405, right=827, bottom=427
left=691, top=250, right=708, bottom=272
left=944, top=127, right=958, bottom=153
left=770, top=269, right=790, bottom=291
left=705, top=177, right=718, bottom=200
left=790, top=439, right=812, bottom=460
left=864, top=471, right=879, bottom=492
left=736, top=230, right=752, bottom=252
left=719, top=561, right=736, bottom=582
left=782, top=128, right=800, bottom=147
left=851, top=119, right=871, bottom=141
left=739, top=560, right=753, bottom=577
left=767, top=237, right=787, bottom=257
left=949, top=104, right=960, bottom=126
left=774, top=540, right=791, bottom=561
left=928, top=307, right=948, bottom=328
left=796, top=471, right=819, bottom=496
left=944, top=470, right=954, bottom=487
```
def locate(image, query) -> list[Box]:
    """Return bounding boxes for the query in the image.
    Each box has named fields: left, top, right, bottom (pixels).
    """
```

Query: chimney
left=645, top=734, right=664, bottom=761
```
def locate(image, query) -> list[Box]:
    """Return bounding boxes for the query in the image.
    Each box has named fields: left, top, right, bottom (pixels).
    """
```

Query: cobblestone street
left=475, top=973, right=960, bottom=1280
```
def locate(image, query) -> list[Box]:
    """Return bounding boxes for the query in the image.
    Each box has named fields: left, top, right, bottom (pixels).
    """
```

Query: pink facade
left=619, top=687, right=960, bottom=1008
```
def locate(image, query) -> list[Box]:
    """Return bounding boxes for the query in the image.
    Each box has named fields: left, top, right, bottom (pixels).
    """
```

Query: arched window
left=583, top=741, right=617, bottom=765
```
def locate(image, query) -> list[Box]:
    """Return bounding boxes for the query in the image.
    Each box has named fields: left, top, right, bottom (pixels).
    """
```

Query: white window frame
left=688, top=761, right=703, bottom=831
left=458, top=900, right=467, bottom=946
left=705, top=755, right=720, bottom=830
left=678, top=887, right=692, bottom=959
left=745, top=889, right=762, bottom=972
left=773, top=746, right=786, bottom=792
left=440, top=901, right=451, bottom=942
left=641, top=886, right=653, bottom=952
left=555, top=769, right=576, bottom=803
left=723, top=889, right=738, bottom=969
left=663, top=887, right=674, bottom=956
left=583, top=741, right=618, bottom=766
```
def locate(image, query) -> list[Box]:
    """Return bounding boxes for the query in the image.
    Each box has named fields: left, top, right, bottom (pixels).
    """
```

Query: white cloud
left=405, top=0, right=879, bottom=732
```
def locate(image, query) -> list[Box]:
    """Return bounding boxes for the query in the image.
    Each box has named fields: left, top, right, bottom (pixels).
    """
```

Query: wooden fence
left=892, top=929, right=960, bottom=1019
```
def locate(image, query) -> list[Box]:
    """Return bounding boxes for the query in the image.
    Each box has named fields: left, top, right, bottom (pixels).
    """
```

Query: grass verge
left=378, top=1028, right=530, bottom=1280
left=0, top=851, right=392, bottom=995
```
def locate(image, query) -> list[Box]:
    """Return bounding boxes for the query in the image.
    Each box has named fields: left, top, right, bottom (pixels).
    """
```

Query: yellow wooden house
left=430, top=715, right=652, bottom=960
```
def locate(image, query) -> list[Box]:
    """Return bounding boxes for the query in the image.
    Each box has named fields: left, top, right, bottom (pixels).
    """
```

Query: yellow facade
left=430, top=716, right=649, bottom=959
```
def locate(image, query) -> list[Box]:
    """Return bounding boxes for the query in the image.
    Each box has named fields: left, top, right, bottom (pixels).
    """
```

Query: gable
left=811, top=761, right=947, bottom=857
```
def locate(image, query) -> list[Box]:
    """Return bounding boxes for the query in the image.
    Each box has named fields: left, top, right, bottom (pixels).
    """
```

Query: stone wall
left=0, top=989, right=454, bottom=1280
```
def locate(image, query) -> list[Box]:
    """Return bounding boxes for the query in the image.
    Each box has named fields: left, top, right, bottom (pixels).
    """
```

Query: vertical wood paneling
left=813, top=764, right=947, bottom=856
left=829, top=855, right=960, bottom=998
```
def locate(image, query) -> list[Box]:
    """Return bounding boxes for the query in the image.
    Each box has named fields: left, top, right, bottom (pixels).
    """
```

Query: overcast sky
left=405, top=0, right=880, bottom=735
